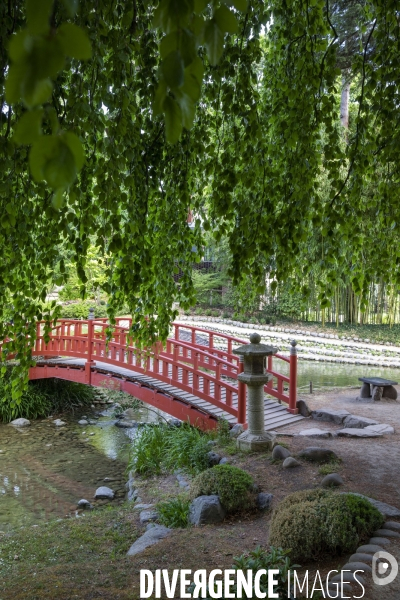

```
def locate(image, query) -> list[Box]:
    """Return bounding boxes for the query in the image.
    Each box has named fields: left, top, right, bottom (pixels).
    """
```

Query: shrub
left=190, top=465, right=256, bottom=514
left=59, top=301, right=109, bottom=319
left=157, top=497, right=190, bottom=528
left=222, top=312, right=230, bottom=319
left=128, top=422, right=212, bottom=476
left=269, top=489, right=384, bottom=561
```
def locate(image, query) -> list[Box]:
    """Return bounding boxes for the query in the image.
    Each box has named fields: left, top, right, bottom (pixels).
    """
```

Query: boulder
left=359, top=382, right=371, bottom=398
left=282, top=457, right=301, bottom=469
left=77, top=499, right=92, bottom=509
left=298, top=447, right=339, bottom=463
left=371, top=386, right=383, bottom=402
left=382, top=385, right=397, bottom=400
left=188, top=495, right=226, bottom=525
left=311, top=408, right=350, bottom=424
left=229, top=424, right=244, bottom=438
left=78, top=419, right=88, bottom=425
left=10, top=418, right=31, bottom=427
left=256, top=493, right=273, bottom=511
left=94, top=486, right=115, bottom=500
left=321, top=473, right=344, bottom=488
left=218, top=457, right=230, bottom=465
left=139, top=510, right=159, bottom=524
left=272, top=445, right=291, bottom=460
left=343, top=415, right=379, bottom=429
left=167, top=418, right=182, bottom=427
left=296, top=399, right=311, bottom=417
left=296, top=428, right=331, bottom=438
left=127, top=525, right=171, bottom=556
left=207, top=451, right=222, bottom=466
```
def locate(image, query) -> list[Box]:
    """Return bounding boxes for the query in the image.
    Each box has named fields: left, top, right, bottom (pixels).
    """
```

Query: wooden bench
left=358, top=377, right=398, bottom=401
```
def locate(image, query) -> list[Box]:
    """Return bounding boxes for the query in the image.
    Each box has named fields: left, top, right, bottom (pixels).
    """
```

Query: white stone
left=296, top=428, right=332, bottom=438
left=53, top=419, right=66, bottom=426
left=78, top=419, right=88, bottom=425
left=10, top=418, right=31, bottom=427
left=94, top=486, right=115, bottom=500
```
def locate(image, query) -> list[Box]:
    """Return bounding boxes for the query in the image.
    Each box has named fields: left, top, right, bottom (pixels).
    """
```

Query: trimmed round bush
left=190, top=464, right=256, bottom=514
left=269, top=489, right=384, bottom=562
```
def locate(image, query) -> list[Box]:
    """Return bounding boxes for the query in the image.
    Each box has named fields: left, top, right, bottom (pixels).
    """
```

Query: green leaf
left=194, top=0, right=208, bottom=12
left=23, top=78, right=53, bottom=109
left=13, top=108, right=44, bottom=145
left=26, top=0, right=53, bottom=35
left=203, top=20, right=224, bottom=65
left=163, top=95, right=182, bottom=144
left=29, top=136, right=58, bottom=182
left=8, top=31, right=30, bottom=62
left=63, top=132, right=85, bottom=170
left=214, top=5, right=238, bottom=34
left=5, top=64, right=25, bottom=104
left=160, top=32, right=178, bottom=59
left=153, top=81, right=168, bottom=115
left=52, top=188, right=66, bottom=210
left=58, top=24, right=92, bottom=60
left=29, top=136, right=77, bottom=189
left=161, top=50, right=184, bottom=89
left=175, top=90, right=196, bottom=129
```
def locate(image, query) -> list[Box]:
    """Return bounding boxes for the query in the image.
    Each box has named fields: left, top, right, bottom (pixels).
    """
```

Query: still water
left=1, top=360, right=399, bottom=532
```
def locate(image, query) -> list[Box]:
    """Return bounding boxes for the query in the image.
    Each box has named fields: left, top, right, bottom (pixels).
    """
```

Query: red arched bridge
left=16, top=318, right=303, bottom=430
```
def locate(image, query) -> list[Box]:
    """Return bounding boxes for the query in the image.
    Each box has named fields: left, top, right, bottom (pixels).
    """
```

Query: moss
left=190, top=464, right=256, bottom=514
left=269, top=489, right=384, bottom=562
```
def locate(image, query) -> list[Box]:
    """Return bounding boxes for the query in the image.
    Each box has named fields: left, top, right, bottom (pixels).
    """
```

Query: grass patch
left=157, top=496, right=191, bottom=528
left=318, top=460, right=342, bottom=476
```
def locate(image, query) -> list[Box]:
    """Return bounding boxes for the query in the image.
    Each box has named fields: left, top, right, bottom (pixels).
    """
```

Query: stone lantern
left=233, top=332, right=277, bottom=451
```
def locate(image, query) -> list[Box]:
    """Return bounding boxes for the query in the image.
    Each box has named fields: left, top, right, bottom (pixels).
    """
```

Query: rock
left=207, top=451, right=222, bottom=466
left=139, top=510, right=159, bottom=524
left=311, top=408, right=350, bottom=424
left=256, top=493, right=273, bottom=510
left=53, top=419, right=66, bottom=427
left=343, top=415, right=379, bottom=429
left=337, top=428, right=382, bottom=438
left=359, top=382, right=371, bottom=398
left=219, top=457, right=230, bottom=465
left=78, top=419, right=88, bottom=425
left=133, top=503, right=154, bottom=511
left=188, top=495, right=226, bottom=525
left=207, top=440, right=217, bottom=447
left=383, top=385, right=397, bottom=400
left=229, top=424, right=244, bottom=438
left=349, top=553, right=374, bottom=564
left=296, top=399, right=311, bottom=417
left=167, top=418, right=181, bottom=427
left=127, top=525, right=172, bottom=556
left=369, top=537, right=391, bottom=546
left=10, top=418, right=31, bottom=427
left=272, top=445, right=291, bottom=460
left=115, top=420, right=137, bottom=428
left=348, top=494, right=400, bottom=518
left=357, top=544, right=384, bottom=554
left=373, top=529, right=400, bottom=538
left=283, top=457, right=301, bottom=468
left=296, top=428, right=331, bottom=438
left=341, top=562, right=372, bottom=573
left=94, top=486, right=115, bottom=500
left=298, top=447, right=339, bottom=463
left=176, top=474, right=189, bottom=487
left=128, top=488, right=139, bottom=502
left=321, top=473, right=344, bottom=488
left=371, top=385, right=383, bottom=401
left=384, top=521, right=400, bottom=531
left=77, top=499, right=92, bottom=509
left=364, top=424, right=394, bottom=435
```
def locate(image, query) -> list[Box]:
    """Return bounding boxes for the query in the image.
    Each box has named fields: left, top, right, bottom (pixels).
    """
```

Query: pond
left=0, top=403, right=163, bottom=533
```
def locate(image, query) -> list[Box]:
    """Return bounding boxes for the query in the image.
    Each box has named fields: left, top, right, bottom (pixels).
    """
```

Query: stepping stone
left=341, top=561, right=372, bottom=573
left=139, top=510, right=159, bottom=524
left=357, top=544, right=383, bottom=554
left=127, top=525, right=171, bottom=556
left=330, top=572, right=365, bottom=585
left=364, top=424, right=394, bottom=435
left=369, top=537, right=391, bottom=546
left=311, top=408, right=350, bottom=424
left=349, top=553, right=373, bottom=564
left=347, top=493, right=400, bottom=518
left=337, top=428, right=382, bottom=438
left=296, top=428, right=332, bottom=438
left=373, top=529, right=400, bottom=538
left=384, top=521, right=400, bottom=531
left=343, top=415, right=379, bottom=429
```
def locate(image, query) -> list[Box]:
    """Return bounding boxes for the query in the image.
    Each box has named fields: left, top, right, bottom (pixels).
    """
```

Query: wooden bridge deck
left=37, top=358, right=303, bottom=431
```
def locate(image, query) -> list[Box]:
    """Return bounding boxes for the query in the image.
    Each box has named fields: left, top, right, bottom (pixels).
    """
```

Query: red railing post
left=288, top=340, right=298, bottom=414
left=237, top=356, right=246, bottom=424
left=85, top=308, right=95, bottom=385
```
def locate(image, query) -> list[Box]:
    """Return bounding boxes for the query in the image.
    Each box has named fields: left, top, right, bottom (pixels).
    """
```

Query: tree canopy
left=0, top=0, right=400, bottom=399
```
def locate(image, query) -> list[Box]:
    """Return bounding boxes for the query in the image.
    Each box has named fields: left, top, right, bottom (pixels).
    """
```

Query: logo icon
left=372, top=551, right=398, bottom=586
